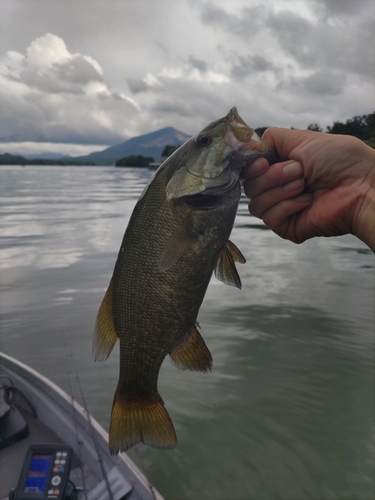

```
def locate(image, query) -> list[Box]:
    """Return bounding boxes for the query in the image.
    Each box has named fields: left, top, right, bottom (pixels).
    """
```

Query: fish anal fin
left=215, top=240, right=245, bottom=289
left=109, top=391, right=177, bottom=454
left=159, top=226, right=196, bottom=272
left=93, top=279, right=119, bottom=361
left=169, top=323, right=212, bottom=372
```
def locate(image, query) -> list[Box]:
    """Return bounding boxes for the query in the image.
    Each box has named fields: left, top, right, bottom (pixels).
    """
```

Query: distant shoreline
left=0, top=152, right=98, bottom=166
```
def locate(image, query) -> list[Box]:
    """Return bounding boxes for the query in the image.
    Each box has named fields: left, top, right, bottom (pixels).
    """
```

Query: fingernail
left=283, top=178, right=304, bottom=192
left=283, top=161, right=303, bottom=178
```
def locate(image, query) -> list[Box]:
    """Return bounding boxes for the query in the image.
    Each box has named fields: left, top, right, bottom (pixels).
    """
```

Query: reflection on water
left=1, top=166, right=374, bottom=500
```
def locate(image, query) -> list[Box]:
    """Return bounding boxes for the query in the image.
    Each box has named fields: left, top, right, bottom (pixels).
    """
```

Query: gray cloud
left=0, top=90, right=135, bottom=145
left=0, top=0, right=374, bottom=154
left=268, top=9, right=375, bottom=81
left=55, top=57, right=103, bottom=85
left=303, top=71, right=345, bottom=96
left=199, top=1, right=374, bottom=83
left=310, top=0, right=372, bottom=16
left=266, top=11, right=317, bottom=68
left=200, top=2, right=266, bottom=38
left=127, top=78, right=150, bottom=94
left=280, top=70, right=346, bottom=97
left=0, top=34, right=139, bottom=144
left=231, top=55, right=280, bottom=80
left=188, top=55, right=208, bottom=73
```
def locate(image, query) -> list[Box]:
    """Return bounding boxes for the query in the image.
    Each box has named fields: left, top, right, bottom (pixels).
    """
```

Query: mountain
left=72, top=127, right=191, bottom=165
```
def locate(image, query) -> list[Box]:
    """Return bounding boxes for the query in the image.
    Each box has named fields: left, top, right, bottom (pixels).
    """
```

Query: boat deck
left=0, top=352, right=164, bottom=500
left=0, top=405, right=98, bottom=500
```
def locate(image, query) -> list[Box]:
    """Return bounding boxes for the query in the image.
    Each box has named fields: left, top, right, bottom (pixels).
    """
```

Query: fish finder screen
left=24, top=454, right=53, bottom=493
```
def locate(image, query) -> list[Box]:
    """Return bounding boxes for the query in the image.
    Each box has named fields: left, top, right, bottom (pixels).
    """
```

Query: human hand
left=242, top=128, right=375, bottom=251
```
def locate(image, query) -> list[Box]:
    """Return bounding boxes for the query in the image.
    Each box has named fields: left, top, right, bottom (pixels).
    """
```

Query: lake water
left=1, top=165, right=374, bottom=500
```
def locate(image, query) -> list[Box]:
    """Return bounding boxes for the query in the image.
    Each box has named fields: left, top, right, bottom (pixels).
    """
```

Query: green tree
left=115, top=155, right=154, bottom=167
left=254, top=127, right=269, bottom=137
left=307, top=123, right=323, bottom=132
left=161, top=145, right=180, bottom=157
left=326, top=113, right=375, bottom=146
left=0, top=153, right=28, bottom=165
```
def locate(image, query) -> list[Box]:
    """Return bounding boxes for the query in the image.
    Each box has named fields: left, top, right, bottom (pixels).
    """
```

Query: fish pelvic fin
left=109, top=391, right=177, bottom=454
left=215, top=240, right=246, bottom=289
left=169, top=323, right=212, bottom=372
left=93, top=279, right=119, bottom=361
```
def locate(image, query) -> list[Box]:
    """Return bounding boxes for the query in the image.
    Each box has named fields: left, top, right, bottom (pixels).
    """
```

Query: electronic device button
left=48, top=490, right=54, bottom=495
left=51, top=475, right=61, bottom=486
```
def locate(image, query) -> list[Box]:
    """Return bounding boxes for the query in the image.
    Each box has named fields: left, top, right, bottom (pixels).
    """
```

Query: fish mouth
left=224, top=107, right=274, bottom=158
left=224, top=107, right=255, bottom=143
left=179, top=193, right=222, bottom=210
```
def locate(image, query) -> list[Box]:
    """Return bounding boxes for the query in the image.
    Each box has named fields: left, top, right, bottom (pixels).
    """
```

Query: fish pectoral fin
left=214, top=240, right=245, bottom=289
left=225, top=239, right=246, bottom=263
left=109, top=390, right=177, bottom=454
left=169, top=323, right=212, bottom=372
left=159, top=225, right=196, bottom=272
left=93, top=279, right=119, bottom=361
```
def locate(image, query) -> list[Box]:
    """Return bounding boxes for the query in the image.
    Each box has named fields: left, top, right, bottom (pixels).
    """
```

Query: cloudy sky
left=1, top=0, right=374, bottom=156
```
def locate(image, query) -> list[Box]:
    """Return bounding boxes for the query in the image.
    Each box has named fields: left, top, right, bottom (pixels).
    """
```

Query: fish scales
left=93, top=107, right=276, bottom=453
left=113, top=165, right=238, bottom=391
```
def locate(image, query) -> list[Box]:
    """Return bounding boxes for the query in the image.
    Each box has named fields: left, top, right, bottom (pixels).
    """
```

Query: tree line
left=255, top=112, right=375, bottom=148
left=0, top=152, right=95, bottom=165
left=115, top=146, right=180, bottom=167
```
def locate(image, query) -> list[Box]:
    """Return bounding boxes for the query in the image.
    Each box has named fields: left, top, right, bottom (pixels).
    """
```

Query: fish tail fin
left=109, top=389, right=177, bottom=454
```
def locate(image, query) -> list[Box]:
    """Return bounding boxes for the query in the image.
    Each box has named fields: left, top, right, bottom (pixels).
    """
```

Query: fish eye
left=195, top=134, right=213, bottom=147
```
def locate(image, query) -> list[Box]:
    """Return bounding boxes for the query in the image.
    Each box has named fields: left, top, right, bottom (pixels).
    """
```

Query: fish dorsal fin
left=214, top=240, right=245, bottom=289
left=93, top=279, right=119, bottom=361
left=169, top=323, right=212, bottom=372
left=159, top=226, right=196, bottom=272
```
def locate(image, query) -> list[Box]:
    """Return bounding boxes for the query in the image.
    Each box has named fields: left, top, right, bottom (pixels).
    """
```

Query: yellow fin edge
left=169, top=323, right=212, bottom=372
left=93, top=279, right=119, bottom=361
left=109, top=392, right=177, bottom=454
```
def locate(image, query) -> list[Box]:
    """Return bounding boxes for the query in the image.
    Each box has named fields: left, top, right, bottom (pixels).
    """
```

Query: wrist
left=352, top=144, right=375, bottom=252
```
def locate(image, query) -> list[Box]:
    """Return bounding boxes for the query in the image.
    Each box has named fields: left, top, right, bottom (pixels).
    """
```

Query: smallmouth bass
left=94, top=107, right=276, bottom=454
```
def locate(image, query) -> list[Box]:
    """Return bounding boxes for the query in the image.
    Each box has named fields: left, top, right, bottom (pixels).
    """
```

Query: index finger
left=262, top=127, right=314, bottom=161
